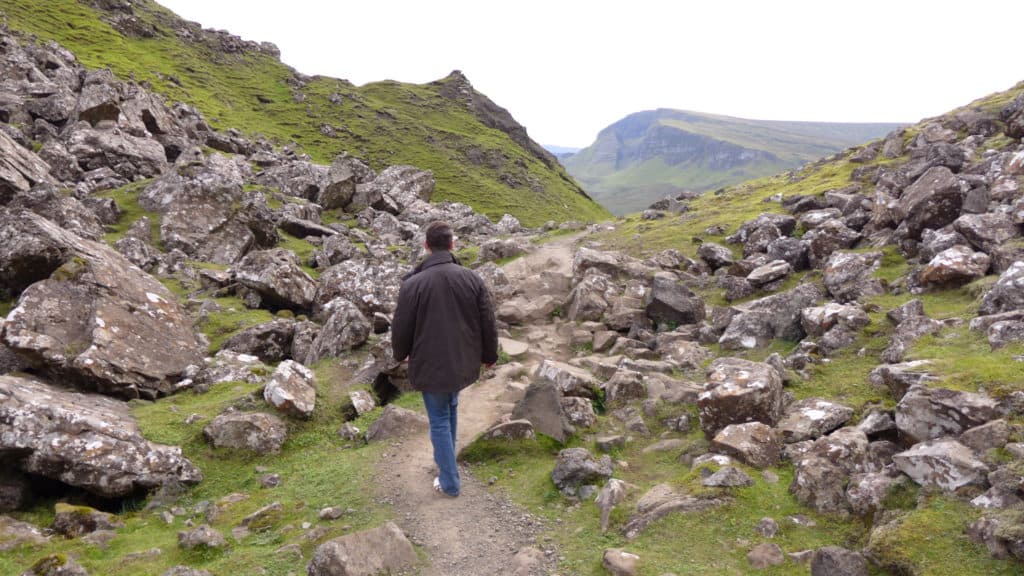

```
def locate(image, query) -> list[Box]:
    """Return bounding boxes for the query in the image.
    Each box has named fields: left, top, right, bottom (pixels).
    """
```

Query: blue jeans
left=422, top=391, right=460, bottom=496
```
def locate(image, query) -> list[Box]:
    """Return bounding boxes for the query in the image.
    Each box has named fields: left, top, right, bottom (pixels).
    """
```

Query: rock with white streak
left=264, top=360, right=317, bottom=419
left=697, top=358, right=785, bottom=436
left=893, top=439, right=989, bottom=491
left=0, top=375, right=202, bottom=498
left=776, top=398, right=854, bottom=443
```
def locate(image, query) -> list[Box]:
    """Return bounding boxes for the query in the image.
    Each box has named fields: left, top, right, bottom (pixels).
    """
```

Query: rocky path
left=374, top=232, right=583, bottom=576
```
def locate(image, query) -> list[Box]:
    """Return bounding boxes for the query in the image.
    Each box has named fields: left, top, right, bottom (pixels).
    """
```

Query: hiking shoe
left=433, top=477, right=458, bottom=497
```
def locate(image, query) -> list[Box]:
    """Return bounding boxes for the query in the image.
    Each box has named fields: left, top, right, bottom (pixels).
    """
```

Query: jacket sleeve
left=477, top=282, right=499, bottom=365
left=391, top=281, right=415, bottom=362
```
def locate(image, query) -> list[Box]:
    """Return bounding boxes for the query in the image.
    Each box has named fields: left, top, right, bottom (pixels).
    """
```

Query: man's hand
left=483, top=363, right=494, bottom=370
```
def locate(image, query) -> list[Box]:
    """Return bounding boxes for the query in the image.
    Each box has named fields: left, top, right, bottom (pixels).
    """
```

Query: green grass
left=0, top=298, right=14, bottom=318
left=867, top=496, right=1020, bottom=576
left=277, top=232, right=319, bottom=278
left=1, top=0, right=610, bottom=227
left=198, top=296, right=276, bottom=353
left=95, top=179, right=161, bottom=247
left=0, top=360, right=413, bottom=576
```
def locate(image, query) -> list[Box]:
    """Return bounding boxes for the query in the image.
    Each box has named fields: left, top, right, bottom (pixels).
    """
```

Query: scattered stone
left=602, top=548, right=640, bottom=576
left=177, top=524, right=226, bottom=550
left=319, top=507, right=345, bottom=521
left=20, top=553, right=90, bottom=576
left=701, top=466, right=754, bottom=488
left=52, top=503, right=123, bottom=538
left=895, top=384, right=1004, bottom=443
left=893, top=439, right=989, bottom=491
left=776, top=398, right=854, bottom=443
left=711, top=422, right=781, bottom=468
left=755, top=517, right=779, bottom=538
left=264, top=359, right=317, bottom=419
left=512, top=380, right=573, bottom=443
left=810, top=546, right=869, bottom=576
left=747, top=543, right=785, bottom=569
left=697, top=358, right=785, bottom=436
left=307, top=521, right=417, bottom=576
left=535, top=358, right=600, bottom=399
left=203, top=411, right=287, bottom=454
left=482, top=419, right=536, bottom=441
left=551, top=448, right=613, bottom=495
left=365, top=405, right=428, bottom=442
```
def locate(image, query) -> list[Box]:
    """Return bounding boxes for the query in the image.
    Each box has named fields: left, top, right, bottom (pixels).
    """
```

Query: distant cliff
left=564, top=109, right=902, bottom=214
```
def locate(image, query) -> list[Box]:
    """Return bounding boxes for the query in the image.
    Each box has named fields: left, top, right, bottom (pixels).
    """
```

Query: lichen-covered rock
left=804, top=219, right=862, bottom=268
left=718, top=283, right=822, bottom=350
left=776, top=398, right=854, bottom=443
left=697, top=358, right=784, bottom=436
left=305, top=298, right=371, bottom=364
left=307, top=521, right=418, bottom=576
left=604, top=369, right=647, bottom=404
left=20, top=553, right=90, bottom=576
left=697, top=242, right=734, bottom=270
left=0, top=375, right=202, bottom=498
left=893, top=438, right=989, bottom=491
left=0, top=128, right=54, bottom=202
left=550, top=448, right=613, bottom=493
left=177, top=524, right=226, bottom=550
left=314, top=259, right=403, bottom=318
left=895, top=384, right=1004, bottom=444
left=203, top=411, right=287, bottom=454
left=967, top=512, right=1024, bottom=562
left=232, top=248, right=317, bottom=311
left=482, top=419, right=536, bottom=441
left=51, top=503, right=123, bottom=538
left=979, top=261, right=1024, bottom=316
left=895, top=166, right=964, bottom=240
left=919, top=245, right=990, bottom=288
left=0, top=515, right=49, bottom=552
left=535, top=358, right=600, bottom=399
left=810, top=546, right=868, bottom=576
left=1, top=211, right=203, bottom=398
left=263, top=360, right=316, bottom=419
left=220, top=319, right=295, bottom=362
left=822, top=251, right=884, bottom=303
left=710, top=422, right=781, bottom=468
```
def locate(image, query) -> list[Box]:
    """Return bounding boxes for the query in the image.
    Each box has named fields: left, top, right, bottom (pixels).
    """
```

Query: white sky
left=158, top=0, right=1023, bottom=148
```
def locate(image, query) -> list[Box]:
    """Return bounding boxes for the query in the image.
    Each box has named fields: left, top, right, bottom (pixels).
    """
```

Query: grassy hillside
left=564, top=109, right=901, bottom=214
left=0, top=0, right=609, bottom=226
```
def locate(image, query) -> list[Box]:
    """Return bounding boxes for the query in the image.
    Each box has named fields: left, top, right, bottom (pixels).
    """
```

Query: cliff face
left=564, top=109, right=901, bottom=215
left=1, top=0, right=608, bottom=226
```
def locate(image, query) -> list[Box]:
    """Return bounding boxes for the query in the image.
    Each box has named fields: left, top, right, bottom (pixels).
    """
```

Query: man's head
left=424, top=221, right=454, bottom=253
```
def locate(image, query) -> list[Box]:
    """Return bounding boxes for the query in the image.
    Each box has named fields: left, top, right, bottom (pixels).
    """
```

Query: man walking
left=391, top=221, right=499, bottom=497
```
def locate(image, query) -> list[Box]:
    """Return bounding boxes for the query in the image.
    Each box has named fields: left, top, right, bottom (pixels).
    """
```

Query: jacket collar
left=404, top=250, right=461, bottom=280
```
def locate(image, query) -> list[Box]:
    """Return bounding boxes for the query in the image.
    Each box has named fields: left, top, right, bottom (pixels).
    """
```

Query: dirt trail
left=374, top=232, right=583, bottom=576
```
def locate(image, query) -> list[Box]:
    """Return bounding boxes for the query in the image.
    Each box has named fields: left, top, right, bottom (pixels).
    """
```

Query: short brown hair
left=425, top=221, right=453, bottom=251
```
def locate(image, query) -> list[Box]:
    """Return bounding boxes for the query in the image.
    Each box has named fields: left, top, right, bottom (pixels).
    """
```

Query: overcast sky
left=159, top=0, right=1023, bottom=148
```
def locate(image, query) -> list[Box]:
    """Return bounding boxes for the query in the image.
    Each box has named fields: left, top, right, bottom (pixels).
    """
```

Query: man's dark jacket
left=391, top=250, right=499, bottom=393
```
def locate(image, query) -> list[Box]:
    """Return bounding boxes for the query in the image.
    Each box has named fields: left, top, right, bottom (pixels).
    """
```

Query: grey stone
left=697, top=358, right=784, bottom=436
left=307, top=521, right=418, bottom=576
left=203, top=411, right=287, bottom=454
left=0, top=375, right=202, bottom=498
left=894, top=439, right=989, bottom=491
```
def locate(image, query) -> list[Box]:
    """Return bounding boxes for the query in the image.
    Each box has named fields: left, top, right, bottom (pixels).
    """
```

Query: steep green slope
left=564, top=108, right=902, bottom=214
left=0, top=0, right=608, bottom=226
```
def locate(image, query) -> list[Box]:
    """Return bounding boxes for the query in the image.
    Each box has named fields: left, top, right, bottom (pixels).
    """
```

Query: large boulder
left=305, top=298, right=371, bottom=364
left=137, top=154, right=271, bottom=264
left=810, top=546, right=868, bottom=576
left=314, top=259, right=403, bottom=318
left=7, top=184, right=104, bottom=241
left=511, top=380, right=573, bottom=443
left=718, top=283, right=823, bottom=349
left=264, top=360, right=317, bottom=419
left=0, top=127, right=53, bottom=202
left=365, top=405, right=428, bottom=442
left=804, top=219, right=862, bottom=267
left=697, top=242, right=734, bottom=270
left=232, top=248, right=317, bottom=312
left=893, top=439, right=989, bottom=491
left=65, top=123, right=168, bottom=180
left=255, top=158, right=328, bottom=201
left=710, top=422, right=781, bottom=468
left=776, top=398, right=854, bottom=443
left=203, top=411, right=287, bottom=454
left=550, top=448, right=613, bottom=494
left=979, top=261, right=1024, bottom=316
left=954, top=213, right=1020, bottom=253
left=0, top=375, right=202, bottom=498
left=895, top=385, right=1004, bottom=443
left=822, top=251, right=884, bottom=303
left=919, top=245, right=990, bottom=288
left=697, top=358, right=784, bottom=436
left=535, top=359, right=600, bottom=399
left=221, top=319, right=296, bottom=362
left=1, top=211, right=204, bottom=399
left=895, top=166, right=964, bottom=240
left=565, top=272, right=611, bottom=322
left=307, top=521, right=418, bottom=576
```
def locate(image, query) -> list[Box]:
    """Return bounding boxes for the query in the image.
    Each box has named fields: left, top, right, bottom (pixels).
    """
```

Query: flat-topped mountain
left=564, top=108, right=902, bottom=214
